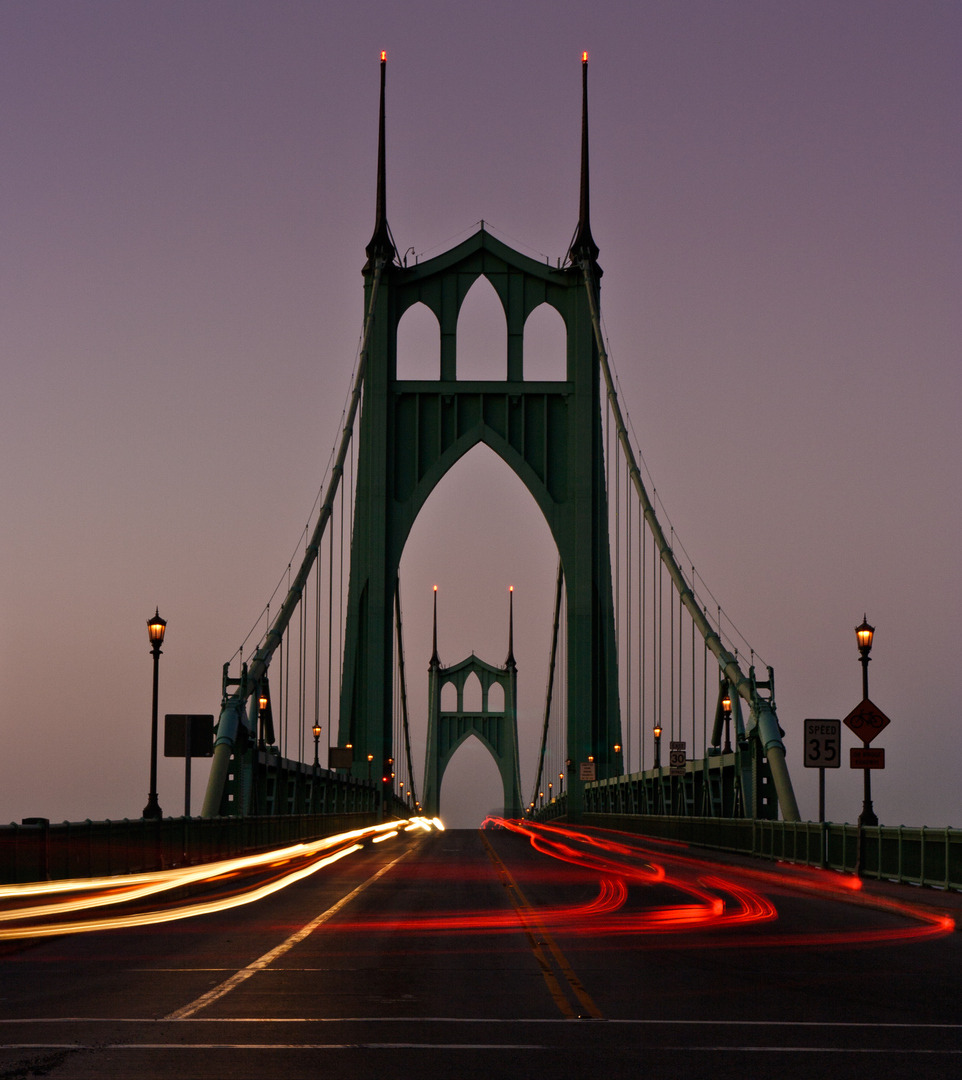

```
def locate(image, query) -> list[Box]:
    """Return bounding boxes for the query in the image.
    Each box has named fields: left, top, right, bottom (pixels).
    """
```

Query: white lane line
left=164, top=849, right=411, bottom=1021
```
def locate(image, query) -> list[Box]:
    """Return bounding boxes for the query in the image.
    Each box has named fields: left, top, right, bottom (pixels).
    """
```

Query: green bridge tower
left=338, top=56, right=622, bottom=820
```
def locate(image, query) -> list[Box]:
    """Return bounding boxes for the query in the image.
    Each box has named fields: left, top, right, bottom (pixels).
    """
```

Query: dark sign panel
left=164, top=714, right=215, bottom=758
left=842, top=699, right=891, bottom=745
left=329, top=746, right=354, bottom=769
left=850, top=746, right=885, bottom=770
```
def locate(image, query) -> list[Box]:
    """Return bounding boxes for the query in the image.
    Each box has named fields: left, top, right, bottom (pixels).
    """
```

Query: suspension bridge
left=196, top=54, right=798, bottom=833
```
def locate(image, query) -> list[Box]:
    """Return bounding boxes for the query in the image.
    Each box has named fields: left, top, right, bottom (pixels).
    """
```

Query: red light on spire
left=381, top=50, right=387, bottom=62
left=582, top=51, right=588, bottom=63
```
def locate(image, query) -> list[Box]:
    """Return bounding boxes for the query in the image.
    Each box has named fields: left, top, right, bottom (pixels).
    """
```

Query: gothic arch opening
left=440, top=681, right=458, bottom=713
left=397, top=301, right=440, bottom=380
left=456, top=276, right=507, bottom=381
left=487, top=681, right=505, bottom=712
left=398, top=442, right=559, bottom=826
left=462, top=671, right=483, bottom=712
left=440, top=735, right=505, bottom=825
left=523, top=302, right=567, bottom=381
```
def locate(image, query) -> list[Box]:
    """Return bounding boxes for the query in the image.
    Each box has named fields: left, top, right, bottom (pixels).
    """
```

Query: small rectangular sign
left=164, top=714, right=214, bottom=758
left=579, top=761, right=597, bottom=782
left=850, top=746, right=885, bottom=769
left=329, top=746, right=354, bottom=769
left=669, top=749, right=687, bottom=776
left=804, top=719, right=841, bottom=769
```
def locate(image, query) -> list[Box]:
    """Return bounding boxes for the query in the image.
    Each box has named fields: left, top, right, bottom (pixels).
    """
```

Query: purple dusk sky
left=2, top=2, right=959, bottom=829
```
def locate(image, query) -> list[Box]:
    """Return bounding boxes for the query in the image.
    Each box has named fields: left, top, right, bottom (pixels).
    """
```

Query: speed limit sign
left=804, top=718, right=841, bottom=769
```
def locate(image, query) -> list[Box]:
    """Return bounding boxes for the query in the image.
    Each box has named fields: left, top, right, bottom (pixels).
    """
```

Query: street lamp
left=143, top=609, right=166, bottom=819
left=856, top=615, right=874, bottom=699
left=855, top=615, right=878, bottom=827
left=312, top=723, right=321, bottom=768
left=653, top=725, right=662, bottom=768
left=367, top=753, right=374, bottom=781
left=722, top=690, right=733, bottom=754
left=258, top=693, right=268, bottom=748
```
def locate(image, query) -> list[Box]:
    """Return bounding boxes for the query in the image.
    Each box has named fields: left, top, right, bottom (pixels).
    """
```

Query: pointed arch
left=439, top=736, right=505, bottom=826
left=441, top=681, right=458, bottom=712
left=523, top=302, right=567, bottom=381
left=463, top=671, right=483, bottom=711
left=487, top=681, right=505, bottom=712
left=397, top=301, right=441, bottom=380
left=457, top=275, right=507, bottom=381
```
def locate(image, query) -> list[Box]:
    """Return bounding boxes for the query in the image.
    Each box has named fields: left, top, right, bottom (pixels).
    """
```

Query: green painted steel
left=337, top=226, right=623, bottom=820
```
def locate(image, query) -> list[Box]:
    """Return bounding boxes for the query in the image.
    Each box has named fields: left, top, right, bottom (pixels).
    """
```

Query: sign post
left=843, top=697, right=891, bottom=835
left=164, top=714, right=214, bottom=817
left=803, top=719, right=840, bottom=824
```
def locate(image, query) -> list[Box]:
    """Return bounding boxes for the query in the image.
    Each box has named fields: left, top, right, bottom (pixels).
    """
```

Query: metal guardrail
left=578, top=814, right=962, bottom=892
left=0, top=809, right=409, bottom=884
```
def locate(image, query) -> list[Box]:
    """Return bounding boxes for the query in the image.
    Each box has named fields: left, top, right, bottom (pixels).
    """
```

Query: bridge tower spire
left=365, top=50, right=396, bottom=267
left=568, top=52, right=600, bottom=270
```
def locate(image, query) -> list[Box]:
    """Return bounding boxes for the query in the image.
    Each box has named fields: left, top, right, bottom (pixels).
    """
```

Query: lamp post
left=855, top=615, right=878, bottom=827
left=721, top=691, right=733, bottom=754
left=143, top=609, right=166, bottom=820
left=258, top=693, right=268, bottom=748
left=653, top=725, right=662, bottom=767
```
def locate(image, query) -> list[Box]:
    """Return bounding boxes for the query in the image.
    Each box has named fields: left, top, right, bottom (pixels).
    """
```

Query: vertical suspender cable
left=640, top=497, right=646, bottom=774
left=394, top=577, right=418, bottom=808
left=576, top=260, right=800, bottom=821
left=625, top=453, right=631, bottom=771
left=531, top=559, right=565, bottom=811
left=201, top=259, right=388, bottom=817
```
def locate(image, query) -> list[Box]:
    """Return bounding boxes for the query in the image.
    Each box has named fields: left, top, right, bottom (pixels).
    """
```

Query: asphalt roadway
left=1, top=822, right=960, bottom=1079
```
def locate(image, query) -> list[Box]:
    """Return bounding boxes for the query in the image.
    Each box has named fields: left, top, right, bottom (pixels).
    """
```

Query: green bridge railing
left=0, top=803, right=411, bottom=885
left=560, top=810, right=962, bottom=892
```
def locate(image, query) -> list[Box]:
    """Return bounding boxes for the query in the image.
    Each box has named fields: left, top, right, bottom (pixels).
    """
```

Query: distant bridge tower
left=422, top=588, right=523, bottom=819
left=338, top=55, right=621, bottom=820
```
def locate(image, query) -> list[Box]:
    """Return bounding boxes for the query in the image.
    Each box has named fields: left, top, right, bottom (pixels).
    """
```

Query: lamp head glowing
left=582, top=51, right=588, bottom=63
left=380, top=50, right=386, bottom=62
left=855, top=615, right=875, bottom=656
left=147, top=608, right=167, bottom=647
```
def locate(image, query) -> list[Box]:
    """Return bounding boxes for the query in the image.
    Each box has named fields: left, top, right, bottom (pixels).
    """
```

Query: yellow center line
left=479, top=831, right=604, bottom=1021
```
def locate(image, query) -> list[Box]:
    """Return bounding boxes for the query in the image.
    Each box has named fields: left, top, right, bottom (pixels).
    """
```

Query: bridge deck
left=2, top=824, right=959, bottom=1078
